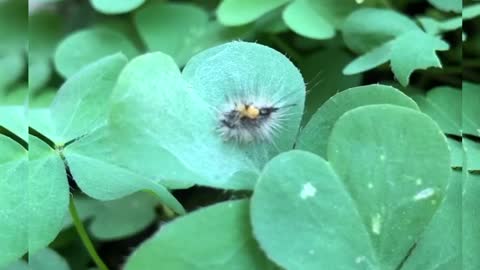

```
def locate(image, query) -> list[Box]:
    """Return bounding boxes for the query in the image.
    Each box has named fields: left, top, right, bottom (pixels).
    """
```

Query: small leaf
left=0, top=53, right=24, bottom=90
left=343, top=41, right=393, bottom=75
left=418, top=16, right=462, bottom=35
left=54, top=27, right=138, bottom=78
left=135, top=2, right=248, bottom=66
left=29, top=248, right=71, bottom=270
left=282, top=0, right=334, bottom=40
left=216, top=0, right=289, bottom=26
left=297, top=84, right=419, bottom=158
left=89, top=0, right=146, bottom=14
left=390, top=30, right=449, bottom=86
left=124, top=200, right=277, bottom=270
left=87, top=192, right=158, bottom=240
left=428, top=0, right=462, bottom=13
left=342, top=8, right=420, bottom=54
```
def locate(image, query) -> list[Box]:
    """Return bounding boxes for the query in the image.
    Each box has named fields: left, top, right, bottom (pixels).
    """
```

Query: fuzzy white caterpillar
left=216, top=94, right=295, bottom=144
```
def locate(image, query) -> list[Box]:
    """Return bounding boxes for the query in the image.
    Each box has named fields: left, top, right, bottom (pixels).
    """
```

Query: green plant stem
left=69, top=197, right=110, bottom=270
left=268, top=35, right=303, bottom=63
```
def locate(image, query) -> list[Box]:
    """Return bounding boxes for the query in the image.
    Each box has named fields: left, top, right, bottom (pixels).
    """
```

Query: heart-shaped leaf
left=297, top=84, right=419, bottom=158
left=252, top=104, right=450, bottom=270
left=125, top=200, right=277, bottom=270
left=28, top=135, right=69, bottom=254
left=54, top=27, right=138, bottom=78
left=111, top=42, right=305, bottom=190
left=327, top=104, right=450, bottom=268
left=0, top=135, right=27, bottom=267
left=282, top=0, right=334, bottom=40
left=251, top=150, right=375, bottom=269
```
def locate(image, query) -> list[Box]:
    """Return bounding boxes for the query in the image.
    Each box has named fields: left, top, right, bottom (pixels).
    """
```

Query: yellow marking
left=237, top=104, right=260, bottom=119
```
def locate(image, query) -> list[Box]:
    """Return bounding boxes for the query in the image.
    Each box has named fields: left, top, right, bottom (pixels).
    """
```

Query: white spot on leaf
left=367, top=182, right=374, bottom=189
left=355, top=256, right=366, bottom=264
left=416, top=178, right=423, bottom=185
left=300, top=182, right=317, bottom=199
left=380, top=154, right=386, bottom=161
left=308, top=249, right=315, bottom=255
left=371, top=214, right=381, bottom=235
left=414, top=188, right=435, bottom=201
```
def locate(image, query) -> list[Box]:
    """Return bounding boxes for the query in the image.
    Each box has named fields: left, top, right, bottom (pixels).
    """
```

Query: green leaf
left=0, top=135, right=28, bottom=268
left=407, top=86, right=461, bottom=136
left=300, top=48, right=362, bottom=123
left=63, top=126, right=186, bottom=214
left=463, top=171, right=480, bottom=270
left=0, top=53, right=24, bottom=90
left=111, top=42, right=305, bottom=190
left=0, top=0, right=27, bottom=54
left=87, top=192, right=158, bottom=240
left=251, top=150, right=375, bottom=270
left=390, top=30, right=449, bottom=86
left=463, top=82, right=480, bottom=137
left=54, top=27, right=138, bottom=78
left=463, top=4, right=480, bottom=20
left=306, top=0, right=363, bottom=28
left=49, top=54, right=128, bottom=144
left=297, top=84, right=419, bottom=158
left=0, top=106, right=28, bottom=142
left=28, top=136, right=69, bottom=254
left=401, top=170, right=462, bottom=270
left=124, top=200, right=277, bottom=270
left=418, top=16, right=462, bottom=35
left=29, top=248, right=70, bottom=270
left=464, top=138, right=480, bottom=172
left=343, top=41, right=392, bottom=75
left=428, top=0, right=462, bottom=13
left=0, top=260, right=29, bottom=270
left=216, top=0, right=289, bottom=26
left=89, top=0, right=146, bottom=14
left=282, top=0, right=334, bottom=40
left=327, top=104, right=450, bottom=269
left=342, top=8, right=420, bottom=54
left=135, top=2, right=248, bottom=66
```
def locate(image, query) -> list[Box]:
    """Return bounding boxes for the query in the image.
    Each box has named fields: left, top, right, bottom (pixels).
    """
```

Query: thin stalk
left=69, top=197, right=109, bottom=270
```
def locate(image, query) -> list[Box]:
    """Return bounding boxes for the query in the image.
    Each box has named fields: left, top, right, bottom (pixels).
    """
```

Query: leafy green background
left=0, top=0, right=477, bottom=269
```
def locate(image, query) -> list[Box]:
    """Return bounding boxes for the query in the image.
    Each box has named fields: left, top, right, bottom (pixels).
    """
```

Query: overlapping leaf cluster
left=0, top=0, right=478, bottom=269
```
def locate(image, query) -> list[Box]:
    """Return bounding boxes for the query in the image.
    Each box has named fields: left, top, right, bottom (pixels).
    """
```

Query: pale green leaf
left=54, top=27, right=137, bottom=78
left=90, top=0, right=146, bottom=14
left=282, top=0, right=334, bottom=40
left=216, top=0, right=289, bottom=26
left=297, top=84, right=419, bottom=158
left=125, top=200, right=277, bottom=270
left=390, top=31, right=449, bottom=86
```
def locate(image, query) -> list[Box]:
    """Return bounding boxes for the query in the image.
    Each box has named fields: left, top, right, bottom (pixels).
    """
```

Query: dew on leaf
left=413, top=188, right=435, bottom=201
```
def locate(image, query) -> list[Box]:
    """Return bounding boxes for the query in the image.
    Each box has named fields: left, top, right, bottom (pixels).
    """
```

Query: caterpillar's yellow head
left=236, top=104, right=260, bottom=119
